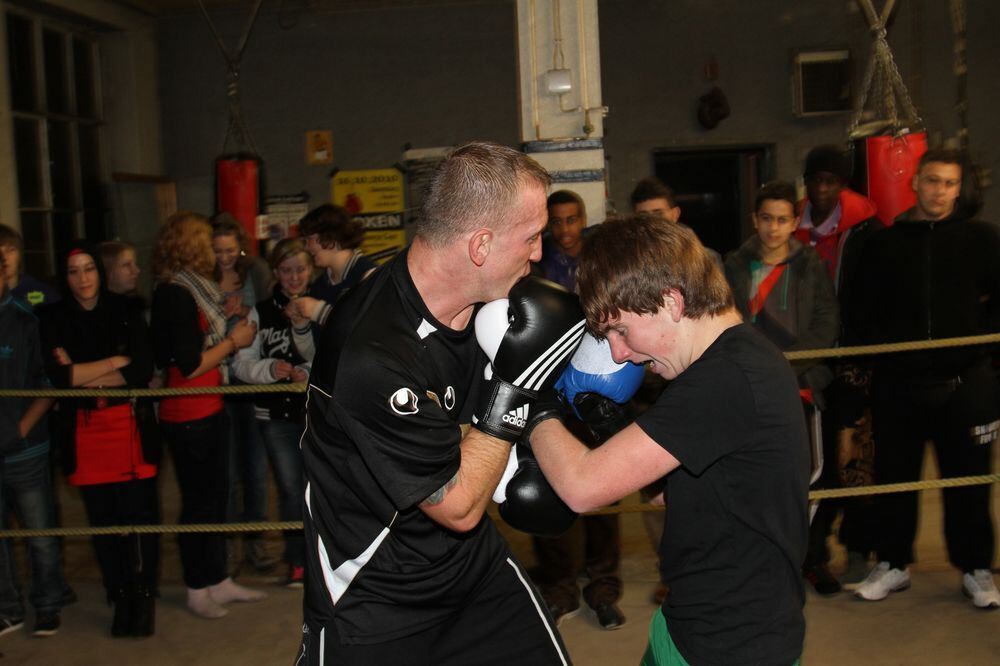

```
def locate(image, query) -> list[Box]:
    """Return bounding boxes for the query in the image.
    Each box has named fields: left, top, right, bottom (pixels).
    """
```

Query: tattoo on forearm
left=421, top=473, right=459, bottom=506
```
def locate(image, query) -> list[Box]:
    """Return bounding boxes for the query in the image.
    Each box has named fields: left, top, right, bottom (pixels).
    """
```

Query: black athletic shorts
left=295, top=556, right=572, bottom=666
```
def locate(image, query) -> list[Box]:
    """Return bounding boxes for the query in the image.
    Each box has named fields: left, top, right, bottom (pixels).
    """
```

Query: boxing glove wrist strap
left=522, top=388, right=564, bottom=443
left=473, top=379, right=537, bottom=441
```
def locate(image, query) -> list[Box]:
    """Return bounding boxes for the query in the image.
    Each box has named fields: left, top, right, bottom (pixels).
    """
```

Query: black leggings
left=160, top=411, right=230, bottom=589
left=79, top=477, right=160, bottom=596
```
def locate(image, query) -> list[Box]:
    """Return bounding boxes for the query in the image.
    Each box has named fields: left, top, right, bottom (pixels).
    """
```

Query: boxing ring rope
left=1, top=331, right=998, bottom=538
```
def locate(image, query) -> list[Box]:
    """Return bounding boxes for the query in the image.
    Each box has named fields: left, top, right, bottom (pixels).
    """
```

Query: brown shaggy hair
left=210, top=216, right=253, bottom=284
left=576, top=215, right=733, bottom=332
left=152, top=212, right=216, bottom=282
left=298, top=204, right=364, bottom=251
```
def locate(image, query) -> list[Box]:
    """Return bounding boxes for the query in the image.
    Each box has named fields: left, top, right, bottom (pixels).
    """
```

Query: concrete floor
left=0, top=445, right=997, bottom=665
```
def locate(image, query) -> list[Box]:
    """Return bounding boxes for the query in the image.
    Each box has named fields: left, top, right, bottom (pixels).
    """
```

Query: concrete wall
left=153, top=0, right=1000, bottom=220
left=157, top=2, right=519, bottom=213
left=598, top=0, right=1000, bottom=218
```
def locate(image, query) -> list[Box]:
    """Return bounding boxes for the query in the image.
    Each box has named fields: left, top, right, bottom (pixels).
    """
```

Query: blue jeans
left=226, top=401, right=268, bottom=525
left=0, top=452, right=66, bottom=617
left=259, top=419, right=304, bottom=567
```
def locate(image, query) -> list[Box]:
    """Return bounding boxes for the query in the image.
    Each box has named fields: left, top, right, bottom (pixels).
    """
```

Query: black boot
left=129, top=586, right=156, bottom=637
left=110, top=588, right=131, bottom=637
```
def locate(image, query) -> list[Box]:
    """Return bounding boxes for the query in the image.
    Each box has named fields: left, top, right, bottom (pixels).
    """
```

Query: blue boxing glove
left=555, top=333, right=644, bottom=445
left=555, top=333, right=645, bottom=416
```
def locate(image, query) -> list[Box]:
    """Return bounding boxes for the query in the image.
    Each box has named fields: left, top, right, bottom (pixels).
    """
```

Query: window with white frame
left=5, top=9, right=105, bottom=279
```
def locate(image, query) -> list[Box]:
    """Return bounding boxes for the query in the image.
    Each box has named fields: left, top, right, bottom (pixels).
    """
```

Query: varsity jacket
left=231, top=285, right=315, bottom=421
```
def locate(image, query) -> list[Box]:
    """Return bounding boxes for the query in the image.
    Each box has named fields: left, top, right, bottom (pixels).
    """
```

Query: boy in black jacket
left=854, top=148, right=1000, bottom=608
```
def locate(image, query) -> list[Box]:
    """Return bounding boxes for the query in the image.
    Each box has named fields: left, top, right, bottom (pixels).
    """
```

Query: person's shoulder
left=8, top=296, right=40, bottom=327
left=839, top=188, right=879, bottom=226
left=725, top=237, right=757, bottom=267
left=151, top=282, right=196, bottom=314
left=712, top=323, right=786, bottom=368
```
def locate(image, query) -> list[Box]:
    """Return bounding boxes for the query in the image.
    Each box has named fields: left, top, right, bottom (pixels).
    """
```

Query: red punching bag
left=851, top=132, right=927, bottom=227
left=216, top=154, right=263, bottom=256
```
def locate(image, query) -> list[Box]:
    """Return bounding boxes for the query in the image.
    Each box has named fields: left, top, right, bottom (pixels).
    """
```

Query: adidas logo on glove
left=501, top=404, right=531, bottom=428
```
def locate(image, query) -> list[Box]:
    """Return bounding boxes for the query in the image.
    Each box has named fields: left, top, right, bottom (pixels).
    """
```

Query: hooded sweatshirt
left=855, top=207, right=1000, bottom=379
left=725, top=236, right=840, bottom=400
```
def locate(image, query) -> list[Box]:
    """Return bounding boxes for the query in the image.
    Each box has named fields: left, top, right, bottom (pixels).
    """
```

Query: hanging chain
left=848, top=0, right=923, bottom=137
left=197, top=0, right=265, bottom=156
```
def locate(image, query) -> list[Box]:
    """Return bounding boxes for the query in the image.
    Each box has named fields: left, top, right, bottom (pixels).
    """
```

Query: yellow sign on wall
left=331, top=167, right=407, bottom=264
left=331, top=168, right=404, bottom=215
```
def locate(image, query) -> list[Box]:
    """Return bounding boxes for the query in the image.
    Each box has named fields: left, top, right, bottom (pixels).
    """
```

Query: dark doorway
left=652, top=145, right=773, bottom=256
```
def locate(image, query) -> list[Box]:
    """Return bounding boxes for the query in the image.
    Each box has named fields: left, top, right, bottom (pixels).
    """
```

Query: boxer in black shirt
left=297, top=143, right=581, bottom=666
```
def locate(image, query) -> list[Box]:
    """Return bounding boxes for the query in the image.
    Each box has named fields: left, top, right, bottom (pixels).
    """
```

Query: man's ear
left=469, top=229, right=492, bottom=267
left=667, top=206, right=682, bottom=224
left=663, top=288, right=685, bottom=322
left=911, top=173, right=920, bottom=194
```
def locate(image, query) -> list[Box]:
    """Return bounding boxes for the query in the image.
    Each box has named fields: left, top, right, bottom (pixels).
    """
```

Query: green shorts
left=640, top=610, right=801, bottom=666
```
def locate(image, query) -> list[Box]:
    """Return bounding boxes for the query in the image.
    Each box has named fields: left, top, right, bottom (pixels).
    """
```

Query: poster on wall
left=330, top=167, right=406, bottom=264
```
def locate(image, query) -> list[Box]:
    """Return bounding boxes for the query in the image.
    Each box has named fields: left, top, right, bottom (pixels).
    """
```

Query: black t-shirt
left=637, top=324, right=808, bottom=666
left=301, top=249, right=509, bottom=645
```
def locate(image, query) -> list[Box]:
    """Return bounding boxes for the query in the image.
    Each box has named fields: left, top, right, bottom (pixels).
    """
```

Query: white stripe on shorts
left=505, top=557, right=570, bottom=666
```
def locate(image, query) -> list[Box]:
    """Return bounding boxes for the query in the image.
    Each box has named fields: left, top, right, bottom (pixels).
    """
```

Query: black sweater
left=39, top=292, right=159, bottom=472
left=856, top=209, right=1000, bottom=378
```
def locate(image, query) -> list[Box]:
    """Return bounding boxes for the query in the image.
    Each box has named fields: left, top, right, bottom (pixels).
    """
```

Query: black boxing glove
left=473, top=276, right=586, bottom=441
left=493, top=440, right=577, bottom=537
left=572, top=392, right=636, bottom=445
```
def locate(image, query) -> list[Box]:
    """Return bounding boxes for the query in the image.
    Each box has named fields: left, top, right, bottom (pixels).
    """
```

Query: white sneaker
left=854, top=561, right=910, bottom=601
left=962, top=570, right=1000, bottom=609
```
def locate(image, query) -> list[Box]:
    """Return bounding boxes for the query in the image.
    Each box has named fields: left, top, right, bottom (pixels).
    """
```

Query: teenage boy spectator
left=724, top=181, right=839, bottom=399
left=854, top=148, right=1000, bottom=608
left=286, top=205, right=377, bottom=327
left=630, top=177, right=723, bottom=268
left=531, top=190, right=626, bottom=630
left=0, top=225, right=59, bottom=309
left=796, top=145, right=882, bottom=591
left=530, top=215, right=809, bottom=665
left=725, top=182, right=840, bottom=593
left=0, top=250, right=67, bottom=637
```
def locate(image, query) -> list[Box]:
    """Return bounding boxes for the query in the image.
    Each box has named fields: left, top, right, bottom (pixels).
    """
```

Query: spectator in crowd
left=232, top=239, right=315, bottom=588
left=630, top=177, right=723, bottom=268
left=0, top=249, right=67, bottom=638
left=724, top=181, right=840, bottom=593
left=286, top=204, right=376, bottom=326
left=854, top=148, right=1000, bottom=608
left=39, top=241, right=160, bottom=637
left=725, top=181, right=839, bottom=407
left=531, top=190, right=626, bottom=630
left=795, top=145, right=882, bottom=592
left=0, top=224, right=59, bottom=309
left=211, top=218, right=276, bottom=575
left=150, top=212, right=264, bottom=619
left=99, top=241, right=141, bottom=298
